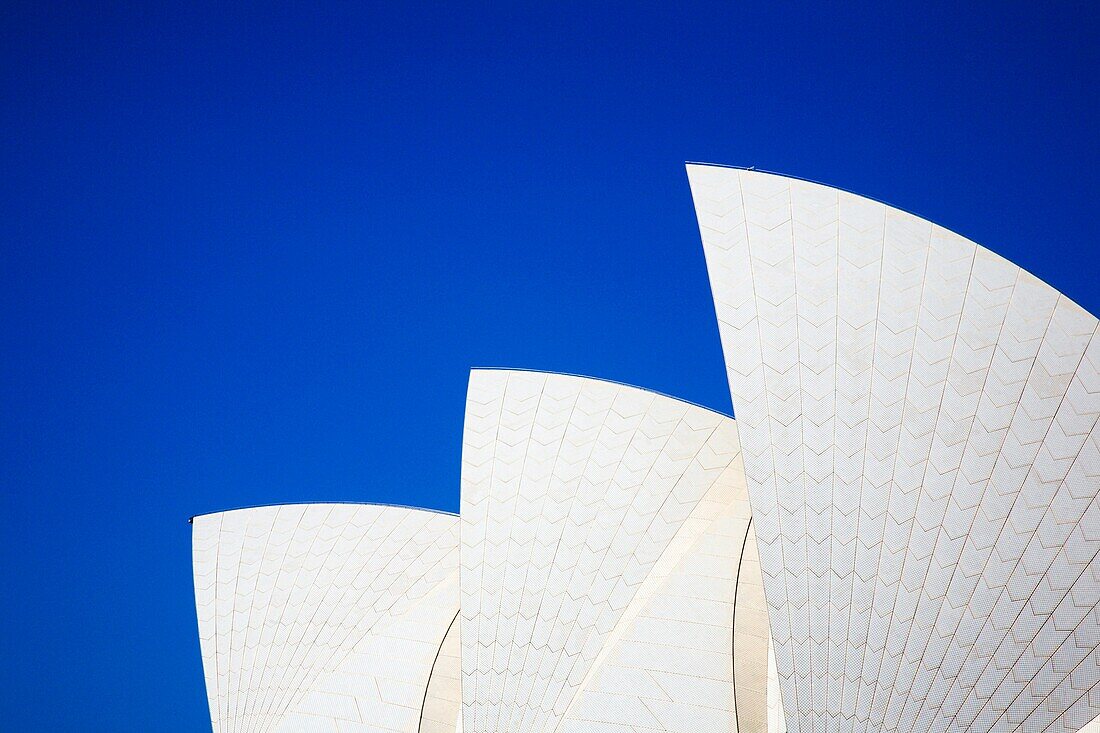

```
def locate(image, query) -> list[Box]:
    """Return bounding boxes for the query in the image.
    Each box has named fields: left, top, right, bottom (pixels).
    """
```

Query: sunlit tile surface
left=192, top=503, right=460, bottom=733
left=689, top=164, right=1100, bottom=733
left=459, top=370, right=769, bottom=733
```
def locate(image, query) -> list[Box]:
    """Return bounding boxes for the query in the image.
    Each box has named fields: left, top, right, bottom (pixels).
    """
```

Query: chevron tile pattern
left=460, top=369, right=768, bottom=733
left=192, top=504, right=460, bottom=733
left=555, top=449, right=748, bottom=733
left=688, top=164, right=1100, bottom=733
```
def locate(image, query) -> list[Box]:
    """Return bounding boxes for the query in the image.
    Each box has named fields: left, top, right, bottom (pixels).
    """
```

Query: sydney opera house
left=191, top=165, right=1100, bottom=733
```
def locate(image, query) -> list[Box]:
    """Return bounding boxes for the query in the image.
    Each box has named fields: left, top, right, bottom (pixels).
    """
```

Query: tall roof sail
left=688, top=163, right=1100, bottom=733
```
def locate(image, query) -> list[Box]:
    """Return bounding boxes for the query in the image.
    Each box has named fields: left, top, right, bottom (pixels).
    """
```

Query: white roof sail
left=688, top=163, right=1100, bottom=733
left=192, top=503, right=460, bottom=733
left=459, top=369, right=769, bottom=733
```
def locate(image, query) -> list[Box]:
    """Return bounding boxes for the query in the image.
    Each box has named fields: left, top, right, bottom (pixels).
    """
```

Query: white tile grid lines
left=193, top=504, right=460, bottom=733
left=789, top=177, right=842, bottom=733
left=556, top=447, right=748, bottom=732
left=688, top=164, right=1100, bottom=733
left=827, top=188, right=886, bottom=733
left=277, top=568, right=460, bottom=733
left=460, top=370, right=747, bottom=733
left=900, top=313, right=1100, bottom=733
left=868, top=243, right=1015, bottom=733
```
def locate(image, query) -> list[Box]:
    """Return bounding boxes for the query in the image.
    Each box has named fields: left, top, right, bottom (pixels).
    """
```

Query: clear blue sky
left=1, top=1, right=1097, bottom=729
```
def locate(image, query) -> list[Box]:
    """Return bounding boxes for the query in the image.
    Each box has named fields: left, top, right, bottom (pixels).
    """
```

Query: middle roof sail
left=459, top=369, right=772, bottom=733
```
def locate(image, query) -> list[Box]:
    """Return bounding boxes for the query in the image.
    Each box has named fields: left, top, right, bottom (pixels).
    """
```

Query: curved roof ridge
left=686, top=161, right=966, bottom=236
left=469, top=366, right=735, bottom=419
left=686, top=161, right=1097, bottom=319
left=188, top=500, right=459, bottom=523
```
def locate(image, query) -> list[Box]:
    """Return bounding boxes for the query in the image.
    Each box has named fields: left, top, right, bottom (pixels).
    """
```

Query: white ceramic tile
left=192, top=504, right=460, bottom=733
left=688, top=163, right=1100, bottom=733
